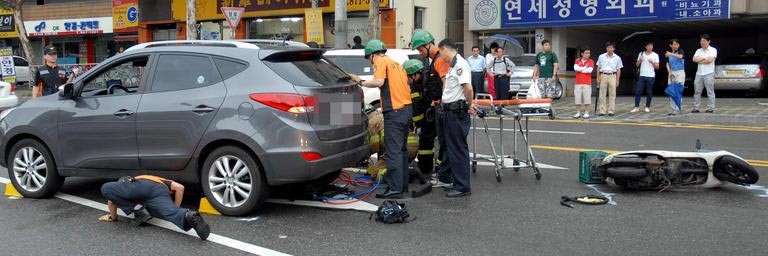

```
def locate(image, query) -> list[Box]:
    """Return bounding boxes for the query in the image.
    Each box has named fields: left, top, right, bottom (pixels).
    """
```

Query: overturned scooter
left=594, top=140, right=759, bottom=191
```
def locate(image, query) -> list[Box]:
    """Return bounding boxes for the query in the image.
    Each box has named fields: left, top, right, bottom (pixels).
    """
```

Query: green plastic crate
left=579, top=151, right=608, bottom=184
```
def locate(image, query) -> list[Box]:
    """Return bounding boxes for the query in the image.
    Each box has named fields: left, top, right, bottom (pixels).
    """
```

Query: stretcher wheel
left=548, top=109, right=556, bottom=120
left=495, top=168, right=503, bottom=182
left=513, top=159, right=520, bottom=172
left=534, top=167, right=542, bottom=180
left=472, top=160, right=477, bottom=173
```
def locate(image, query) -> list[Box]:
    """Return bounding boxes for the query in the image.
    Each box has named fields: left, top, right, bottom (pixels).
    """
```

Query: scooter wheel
left=713, top=156, right=759, bottom=185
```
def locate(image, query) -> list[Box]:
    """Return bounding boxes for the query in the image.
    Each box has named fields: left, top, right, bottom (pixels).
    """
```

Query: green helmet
left=364, top=39, right=387, bottom=59
left=411, top=30, right=434, bottom=50
left=402, top=59, right=424, bottom=75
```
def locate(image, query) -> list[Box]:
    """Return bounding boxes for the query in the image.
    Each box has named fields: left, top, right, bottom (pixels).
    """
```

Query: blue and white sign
left=127, top=6, right=138, bottom=23
left=470, top=0, right=730, bottom=30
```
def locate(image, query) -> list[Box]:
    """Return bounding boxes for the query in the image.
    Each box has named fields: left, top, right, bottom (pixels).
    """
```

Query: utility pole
left=186, top=0, right=197, bottom=40
left=1, top=0, right=36, bottom=80
left=334, top=0, right=347, bottom=49
left=366, top=0, right=379, bottom=41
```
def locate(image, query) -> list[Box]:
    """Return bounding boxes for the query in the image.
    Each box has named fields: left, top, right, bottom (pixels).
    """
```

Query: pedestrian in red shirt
left=573, top=47, right=594, bottom=119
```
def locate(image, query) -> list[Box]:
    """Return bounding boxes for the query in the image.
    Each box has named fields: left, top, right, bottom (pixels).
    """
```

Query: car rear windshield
left=720, top=56, right=763, bottom=65
left=264, top=55, right=352, bottom=87
left=325, top=55, right=373, bottom=76
left=510, top=55, right=537, bottom=66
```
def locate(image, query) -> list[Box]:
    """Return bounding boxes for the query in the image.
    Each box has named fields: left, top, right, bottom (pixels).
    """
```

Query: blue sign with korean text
left=501, top=0, right=730, bottom=28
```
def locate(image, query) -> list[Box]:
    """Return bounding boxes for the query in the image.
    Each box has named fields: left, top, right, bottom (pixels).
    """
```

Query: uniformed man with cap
left=32, top=45, right=72, bottom=98
left=410, top=30, right=449, bottom=185
left=359, top=40, right=412, bottom=199
left=436, top=38, right=476, bottom=197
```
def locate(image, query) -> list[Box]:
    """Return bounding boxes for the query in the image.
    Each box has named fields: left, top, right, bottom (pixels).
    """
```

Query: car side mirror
left=58, top=83, right=76, bottom=100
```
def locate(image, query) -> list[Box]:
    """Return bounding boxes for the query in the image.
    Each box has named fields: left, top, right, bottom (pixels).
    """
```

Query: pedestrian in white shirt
left=596, top=41, right=623, bottom=116
left=691, top=34, right=717, bottom=113
left=467, top=46, right=486, bottom=96
left=632, top=42, right=660, bottom=113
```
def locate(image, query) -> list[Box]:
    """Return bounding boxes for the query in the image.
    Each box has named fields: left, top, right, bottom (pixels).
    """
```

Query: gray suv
left=0, top=40, right=369, bottom=215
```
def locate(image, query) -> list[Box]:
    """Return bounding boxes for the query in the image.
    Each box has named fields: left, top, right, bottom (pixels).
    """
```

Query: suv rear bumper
left=264, top=143, right=370, bottom=186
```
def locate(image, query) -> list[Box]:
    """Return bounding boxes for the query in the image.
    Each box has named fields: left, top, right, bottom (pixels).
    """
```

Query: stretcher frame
left=471, top=93, right=555, bottom=181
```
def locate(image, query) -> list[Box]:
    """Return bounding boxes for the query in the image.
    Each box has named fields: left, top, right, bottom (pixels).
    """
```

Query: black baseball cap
left=44, top=45, right=57, bottom=55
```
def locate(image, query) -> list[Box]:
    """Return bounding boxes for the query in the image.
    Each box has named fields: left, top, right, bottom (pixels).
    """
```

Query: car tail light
left=757, top=68, right=764, bottom=78
left=10, top=84, right=14, bottom=95
left=249, top=93, right=315, bottom=114
left=301, top=152, right=323, bottom=161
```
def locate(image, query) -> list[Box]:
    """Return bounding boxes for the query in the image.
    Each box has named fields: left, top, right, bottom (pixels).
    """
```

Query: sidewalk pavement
left=550, top=96, right=768, bottom=127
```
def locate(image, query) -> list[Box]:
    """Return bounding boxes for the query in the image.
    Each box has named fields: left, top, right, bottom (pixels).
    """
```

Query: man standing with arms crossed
left=437, top=39, right=476, bottom=198
left=691, top=34, right=718, bottom=113
left=596, top=41, right=623, bottom=117
left=360, top=40, right=413, bottom=199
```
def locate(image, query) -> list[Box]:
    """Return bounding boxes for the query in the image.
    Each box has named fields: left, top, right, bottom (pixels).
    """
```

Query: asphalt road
left=1, top=117, right=767, bottom=255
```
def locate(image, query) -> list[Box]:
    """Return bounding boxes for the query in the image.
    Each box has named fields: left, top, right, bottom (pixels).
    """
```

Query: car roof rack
left=125, top=40, right=261, bottom=52
left=236, top=39, right=309, bottom=48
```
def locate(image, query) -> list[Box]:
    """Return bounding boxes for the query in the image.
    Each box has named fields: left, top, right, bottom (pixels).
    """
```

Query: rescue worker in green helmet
left=411, top=30, right=450, bottom=187
left=357, top=39, right=412, bottom=199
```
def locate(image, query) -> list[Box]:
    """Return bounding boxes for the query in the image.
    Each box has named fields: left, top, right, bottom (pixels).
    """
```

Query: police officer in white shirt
left=596, top=41, right=623, bottom=116
left=437, top=39, right=476, bottom=198
left=692, top=34, right=718, bottom=113
left=633, top=42, right=660, bottom=113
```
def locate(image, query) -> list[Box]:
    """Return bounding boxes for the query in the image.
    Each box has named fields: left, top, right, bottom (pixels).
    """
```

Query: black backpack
left=370, top=200, right=414, bottom=224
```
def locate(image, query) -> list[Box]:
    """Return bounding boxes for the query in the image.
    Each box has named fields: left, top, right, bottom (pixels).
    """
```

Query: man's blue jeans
left=635, top=76, right=655, bottom=108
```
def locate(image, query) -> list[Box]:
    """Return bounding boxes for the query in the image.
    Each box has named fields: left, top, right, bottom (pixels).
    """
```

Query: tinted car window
left=720, top=56, right=763, bottom=65
left=82, top=56, right=148, bottom=97
left=13, top=57, right=28, bottom=66
left=326, top=56, right=373, bottom=76
left=214, top=57, right=248, bottom=80
left=510, top=55, right=537, bottom=66
left=151, top=54, right=221, bottom=92
left=264, top=57, right=350, bottom=87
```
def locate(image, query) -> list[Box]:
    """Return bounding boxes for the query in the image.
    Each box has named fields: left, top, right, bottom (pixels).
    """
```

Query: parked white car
left=0, top=81, right=18, bottom=109
left=12, top=56, right=31, bottom=85
left=324, top=49, right=421, bottom=106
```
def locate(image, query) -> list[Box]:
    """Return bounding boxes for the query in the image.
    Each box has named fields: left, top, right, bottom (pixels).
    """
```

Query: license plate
left=726, top=70, right=743, bottom=75
left=510, top=84, right=521, bottom=91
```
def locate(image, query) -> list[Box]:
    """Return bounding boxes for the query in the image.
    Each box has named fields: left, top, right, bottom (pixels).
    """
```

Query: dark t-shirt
left=34, top=64, right=68, bottom=96
left=535, top=51, right=559, bottom=78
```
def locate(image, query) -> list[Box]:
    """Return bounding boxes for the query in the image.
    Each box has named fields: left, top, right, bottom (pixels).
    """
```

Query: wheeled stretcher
left=471, top=93, right=555, bottom=181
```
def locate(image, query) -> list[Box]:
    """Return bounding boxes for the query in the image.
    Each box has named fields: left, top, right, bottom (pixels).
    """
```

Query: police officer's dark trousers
left=101, top=179, right=190, bottom=230
left=443, top=109, right=471, bottom=192
left=383, top=105, right=412, bottom=192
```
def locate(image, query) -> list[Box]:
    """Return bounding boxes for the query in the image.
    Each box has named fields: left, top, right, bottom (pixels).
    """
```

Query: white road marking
left=471, top=127, right=585, bottom=135
left=471, top=154, right=568, bottom=170
left=1, top=178, right=291, bottom=256
left=743, top=185, right=768, bottom=198
left=266, top=198, right=378, bottom=212
left=586, top=184, right=617, bottom=205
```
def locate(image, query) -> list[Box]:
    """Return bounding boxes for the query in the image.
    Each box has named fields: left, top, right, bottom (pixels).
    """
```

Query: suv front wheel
left=7, top=138, right=64, bottom=198
left=201, top=146, right=269, bottom=216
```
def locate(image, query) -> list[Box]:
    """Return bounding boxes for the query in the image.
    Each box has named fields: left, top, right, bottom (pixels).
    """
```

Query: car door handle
left=192, top=105, right=216, bottom=114
left=113, top=109, right=135, bottom=117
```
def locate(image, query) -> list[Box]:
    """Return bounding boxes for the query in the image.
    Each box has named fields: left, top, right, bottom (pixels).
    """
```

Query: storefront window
left=248, top=17, right=304, bottom=42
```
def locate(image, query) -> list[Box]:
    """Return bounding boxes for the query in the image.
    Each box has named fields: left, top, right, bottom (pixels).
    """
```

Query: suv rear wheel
left=7, top=139, right=64, bottom=198
left=201, top=146, right=269, bottom=216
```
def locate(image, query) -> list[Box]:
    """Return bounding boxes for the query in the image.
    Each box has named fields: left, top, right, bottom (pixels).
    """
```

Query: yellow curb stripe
left=530, top=145, right=768, bottom=167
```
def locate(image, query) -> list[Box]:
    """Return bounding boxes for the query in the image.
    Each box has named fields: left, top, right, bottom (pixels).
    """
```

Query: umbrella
left=483, top=34, right=524, bottom=57
left=665, top=82, right=684, bottom=110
